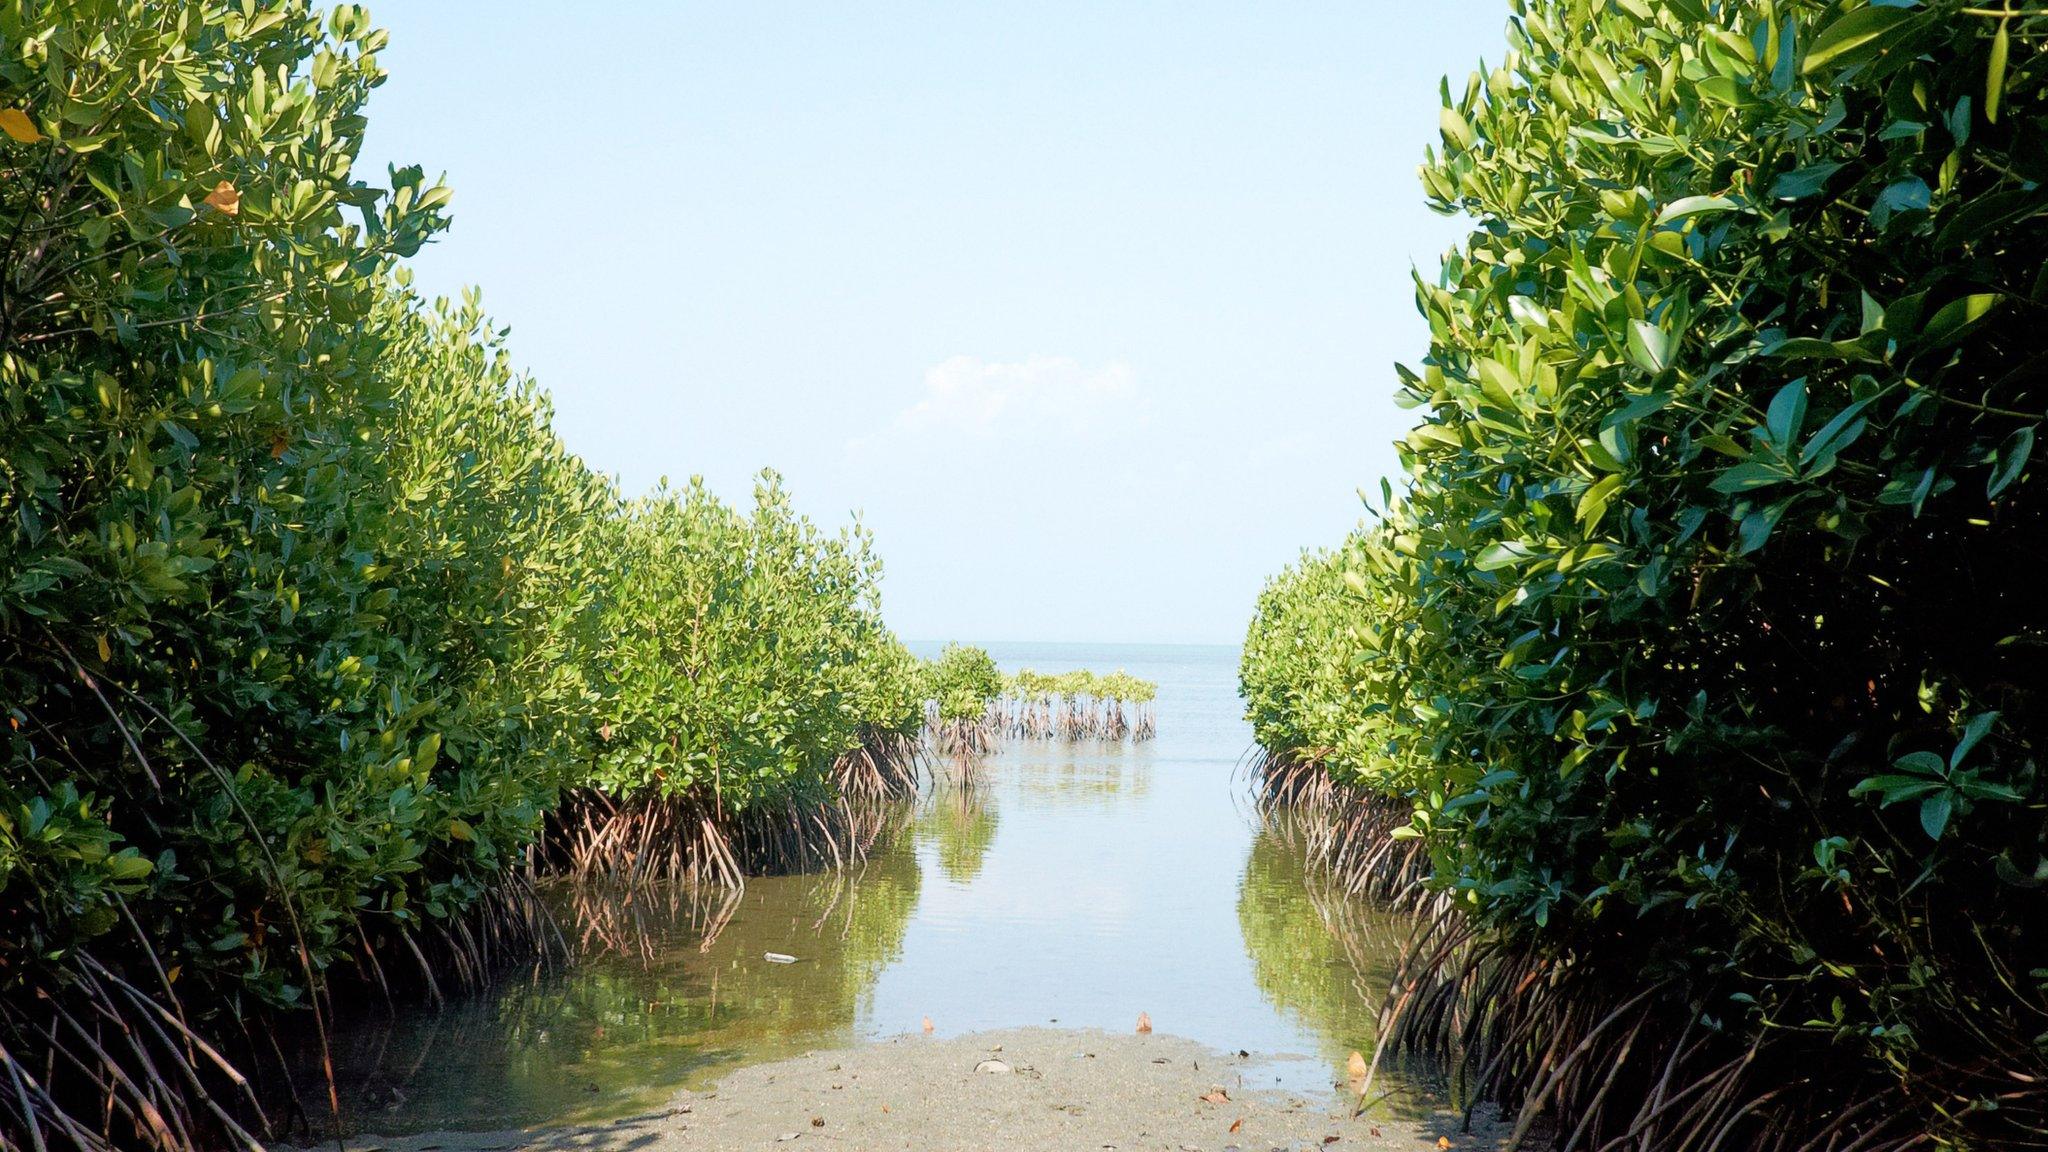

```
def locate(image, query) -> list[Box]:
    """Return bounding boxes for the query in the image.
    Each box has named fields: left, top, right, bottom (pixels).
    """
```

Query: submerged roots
left=1253, top=748, right=2048, bottom=1152
left=1366, top=903, right=1944, bottom=1152
left=0, top=874, right=575, bottom=1152
left=1246, top=749, right=1431, bottom=905
left=542, top=789, right=899, bottom=888
left=992, top=693, right=1157, bottom=742
left=0, top=952, right=268, bottom=1152
left=833, top=730, right=928, bottom=806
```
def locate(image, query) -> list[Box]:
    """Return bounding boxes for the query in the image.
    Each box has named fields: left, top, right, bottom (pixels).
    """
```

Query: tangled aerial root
left=1364, top=901, right=1940, bottom=1152
left=1244, top=748, right=1431, bottom=904
left=1246, top=746, right=2046, bottom=1152
left=541, top=787, right=906, bottom=889
left=833, top=730, right=929, bottom=806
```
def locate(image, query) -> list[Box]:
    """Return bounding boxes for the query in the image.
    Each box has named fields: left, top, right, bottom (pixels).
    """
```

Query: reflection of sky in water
left=297, top=643, right=1417, bottom=1135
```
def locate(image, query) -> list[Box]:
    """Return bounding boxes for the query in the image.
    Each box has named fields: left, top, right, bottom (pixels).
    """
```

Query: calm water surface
left=306, top=643, right=1416, bottom=1133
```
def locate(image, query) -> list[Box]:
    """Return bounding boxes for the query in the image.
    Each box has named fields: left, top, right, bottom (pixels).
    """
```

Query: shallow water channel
left=302, top=643, right=1420, bottom=1134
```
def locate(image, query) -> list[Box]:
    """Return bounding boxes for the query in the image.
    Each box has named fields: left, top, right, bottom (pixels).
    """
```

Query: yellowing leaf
left=96, top=634, right=111, bottom=663
left=0, top=108, right=41, bottom=143
left=204, top=180, right=241, bottom=215
left=447, top=818, right=474, bottom=841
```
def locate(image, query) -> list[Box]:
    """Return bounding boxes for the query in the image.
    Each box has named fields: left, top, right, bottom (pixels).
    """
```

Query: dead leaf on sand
left=1199, top=1089, right=1230, bottom=1104
left=1347, top=1050, right=1368, bottom=1082
left=922, top=1017, right=934, bottom=1034
left=1229, top=1117, right=1244, bottom=1133
left=1136, top=1012, right=1152, bottom=1034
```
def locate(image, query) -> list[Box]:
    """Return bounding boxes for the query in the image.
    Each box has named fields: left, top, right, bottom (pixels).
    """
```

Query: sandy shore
left=311, top=1027, right=1508, bottom=1152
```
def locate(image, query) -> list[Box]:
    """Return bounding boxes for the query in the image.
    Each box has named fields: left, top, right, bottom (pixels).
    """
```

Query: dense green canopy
left=1245, top=0, right=2047, bottom=1145
left=0, top=3, right=922, bottom=1147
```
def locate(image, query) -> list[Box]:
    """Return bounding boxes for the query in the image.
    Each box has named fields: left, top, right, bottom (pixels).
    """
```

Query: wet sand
left=313, top=1027, right=1508, bottom=1152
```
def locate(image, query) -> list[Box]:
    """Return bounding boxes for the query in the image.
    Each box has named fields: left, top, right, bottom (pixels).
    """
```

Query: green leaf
left=1768, top=336, right=1882, bottom=363
left=1577, top=474, right=1624, bottom=529
left=1850, top=774, right=1942, bottom=801
left=1440, top=106, right=1475, bottom=150
left=1473, top=542, right=1538, bottom=572
left=1711, top=460, right=1793, bottom=494
left=1696, top=76, right=1750, bottom=107
left=1738, top=501, right=1790, bottom=554
left=1768, top=162, right=1844, bottom=201
left=1988, top=426, right=2034, bottom=499
left=1627, top=320, right=1673, bottom=373
left=1988, top=19, right=2010, bottom=123
left=1893, top=751, right=1947, bottom=777
left=1920, top=791, right=1954, bottom=840
left=1766, top=380, right=1809, bottom=449
left=1918, top=293, right=2001, bottom=350
left=1799, top=399, right=1871, bottom=473
left=1951, top=711, right=1999, bottom=769
left=105, top=851, right=155, bottom=881
left=1656, top=195, right=1737, bottom=225
left=1802, top=6, right=1919, bottom=75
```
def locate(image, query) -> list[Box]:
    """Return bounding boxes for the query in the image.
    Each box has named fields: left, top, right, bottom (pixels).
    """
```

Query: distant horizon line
left=905, top=637, right=1241, bottom=650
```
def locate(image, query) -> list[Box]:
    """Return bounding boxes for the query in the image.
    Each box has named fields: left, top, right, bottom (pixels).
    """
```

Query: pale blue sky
left=359, top=2, right=1507, bottom=645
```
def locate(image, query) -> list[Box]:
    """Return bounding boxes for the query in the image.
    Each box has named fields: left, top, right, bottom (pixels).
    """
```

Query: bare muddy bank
left=309, top=1028, right=1509, bottom=1152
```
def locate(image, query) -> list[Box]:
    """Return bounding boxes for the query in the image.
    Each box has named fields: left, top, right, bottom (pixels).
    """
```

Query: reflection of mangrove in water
left=1004, top=741, right=1155, bottom=810
left=1237, top=827, right=1448, bottom=1117
left=917, top=777, right=999, bottom=884
left=290, top=827, right=923, bottom=1134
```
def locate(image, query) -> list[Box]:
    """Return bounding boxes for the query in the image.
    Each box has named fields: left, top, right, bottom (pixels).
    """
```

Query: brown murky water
left=296, top=643, right=1419, bottom=1133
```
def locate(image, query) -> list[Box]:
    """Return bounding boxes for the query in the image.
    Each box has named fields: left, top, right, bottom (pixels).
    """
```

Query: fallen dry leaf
left=810, top=1117, right=824, bottom=1128
left=1370, top=1128, right=1382, bottom=1138
left=1135, top=1012, right=1152, bottom=1034
left=1324, top=1138, right=1341, bottom=1146
left=1439, top=1138, right=1454, bottom=1149
left=880, top=1105, right=890, bottom=1114
left=203, top=180, right=240, bottom=216
left=1347, top=1050, right=1368, bottom=1082
left=1229, top=1117, right=1243, bottom=1134
left=0, top=108, right=41, bottom=143
left=921, top=1016, right=934, bottom=1034
left=1199, top=1089, right=1230, bottom=1104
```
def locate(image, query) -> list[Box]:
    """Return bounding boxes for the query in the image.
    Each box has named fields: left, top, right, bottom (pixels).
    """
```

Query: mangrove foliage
left=1244, top=1, right=2047, bottom=1148
left=0, top=3, right=939, bottom=1148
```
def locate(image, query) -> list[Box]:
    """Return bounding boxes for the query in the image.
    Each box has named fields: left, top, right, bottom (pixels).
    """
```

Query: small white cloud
left=894, top=355, right=1142, bottom=438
